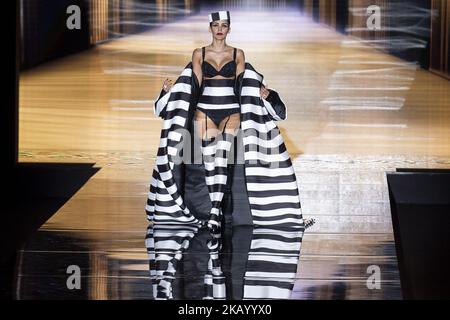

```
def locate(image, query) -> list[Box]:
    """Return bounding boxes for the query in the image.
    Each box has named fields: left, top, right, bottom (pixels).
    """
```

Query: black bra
left=202, top=46, right=237, bottom=78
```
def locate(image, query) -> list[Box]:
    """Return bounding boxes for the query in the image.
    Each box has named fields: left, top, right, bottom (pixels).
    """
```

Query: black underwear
left=197, top=107, right=240, bottom=127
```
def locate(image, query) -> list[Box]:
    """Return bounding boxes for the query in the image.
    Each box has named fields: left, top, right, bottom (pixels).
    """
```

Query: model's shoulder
left=191, top=48, right=203, bottom=64
left=234, top=47, right=245, bottom=60
left=192, top=47, right=203, bottom=58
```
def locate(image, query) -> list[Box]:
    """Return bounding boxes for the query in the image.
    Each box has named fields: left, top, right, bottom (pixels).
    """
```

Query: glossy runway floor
left=17, top=8, right=450, bottom=299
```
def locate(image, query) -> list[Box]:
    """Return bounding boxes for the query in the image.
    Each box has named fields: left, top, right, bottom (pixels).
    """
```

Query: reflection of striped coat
left=146, top=224, right=303, bottom=299
left=243, top=227, right=303, bottom=299
left=145, top=62, right=305, bottom=230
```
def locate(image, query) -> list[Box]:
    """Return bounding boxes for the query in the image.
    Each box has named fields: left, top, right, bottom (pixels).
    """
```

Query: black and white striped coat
left=146, top=62, right=305, bottom=230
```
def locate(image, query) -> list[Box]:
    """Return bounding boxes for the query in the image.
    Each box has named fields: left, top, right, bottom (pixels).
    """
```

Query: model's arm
left=192, top=48, right=203, bottom=86
left=261, top=83, right=270, bottom=100
left=236, top=48, right=245, bottom=77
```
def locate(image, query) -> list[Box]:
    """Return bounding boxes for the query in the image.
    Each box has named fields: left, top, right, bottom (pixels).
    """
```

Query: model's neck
left=209, top=39, right=227, bottom=51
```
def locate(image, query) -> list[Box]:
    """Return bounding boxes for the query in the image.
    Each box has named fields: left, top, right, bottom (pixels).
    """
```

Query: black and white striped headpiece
left=208, top=11, right=230, bottom=23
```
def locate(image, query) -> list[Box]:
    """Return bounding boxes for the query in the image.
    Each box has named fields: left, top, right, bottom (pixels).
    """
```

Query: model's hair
left=209, top=19, right=230, bottom=27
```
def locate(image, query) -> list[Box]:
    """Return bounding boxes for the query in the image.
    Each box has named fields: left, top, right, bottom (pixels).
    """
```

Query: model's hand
left=162, top=78, right=173, bottom=92
left=260, top=84, right=270, bottom=99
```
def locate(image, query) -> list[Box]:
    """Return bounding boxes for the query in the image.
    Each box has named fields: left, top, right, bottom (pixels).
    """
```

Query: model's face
left=210, top=20, right=230, bottom=39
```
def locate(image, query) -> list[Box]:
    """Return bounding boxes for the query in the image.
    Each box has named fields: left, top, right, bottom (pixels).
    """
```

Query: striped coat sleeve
left=146, top=64, right=200, bottom=225
left=262, top=89, right=287, bottom=121
left=240, top=63, right=304, bottom=230
left=154, top=88, right=171, bottom=118
left=259, top=77, right=286, bottom=121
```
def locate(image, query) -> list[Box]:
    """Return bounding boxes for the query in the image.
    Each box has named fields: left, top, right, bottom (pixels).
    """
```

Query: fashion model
left=145, top=10, right=313, bottom=232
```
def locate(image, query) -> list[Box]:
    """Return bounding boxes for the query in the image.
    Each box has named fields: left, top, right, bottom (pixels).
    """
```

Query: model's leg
left=194, top=109, right=220, bottom=140
left=194, top=109, right=222, bottom=228
left=206, top=113, right=240, bottom=230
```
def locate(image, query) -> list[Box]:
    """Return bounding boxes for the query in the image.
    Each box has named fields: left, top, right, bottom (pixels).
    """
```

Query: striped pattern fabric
left=145, top=224, right=198, bottom=299
left=197, top=78, right=240, bottom=110
left=198, top=77, right=240, bottom=227
left=146, top=224, right=302, bottom=299
left=203, top=231, right=226, bottom=299
left=240, top=66, right=304, bottom=230
left=201, top=132, right=235, bottom=228
left=146, top=224, right=227, bottom=300
left=208, top=11, right=230, bottom=23
left=146, top=62, right=305, bottom=231
left=147, top=66, right=201, bottom=226
left=243, top=227, right=303, bottom=299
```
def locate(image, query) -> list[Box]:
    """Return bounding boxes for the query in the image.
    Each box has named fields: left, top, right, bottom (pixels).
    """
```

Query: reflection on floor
left=147, top=224, right=303, bottom=300
left=16, top=7, right=450, bottom=299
